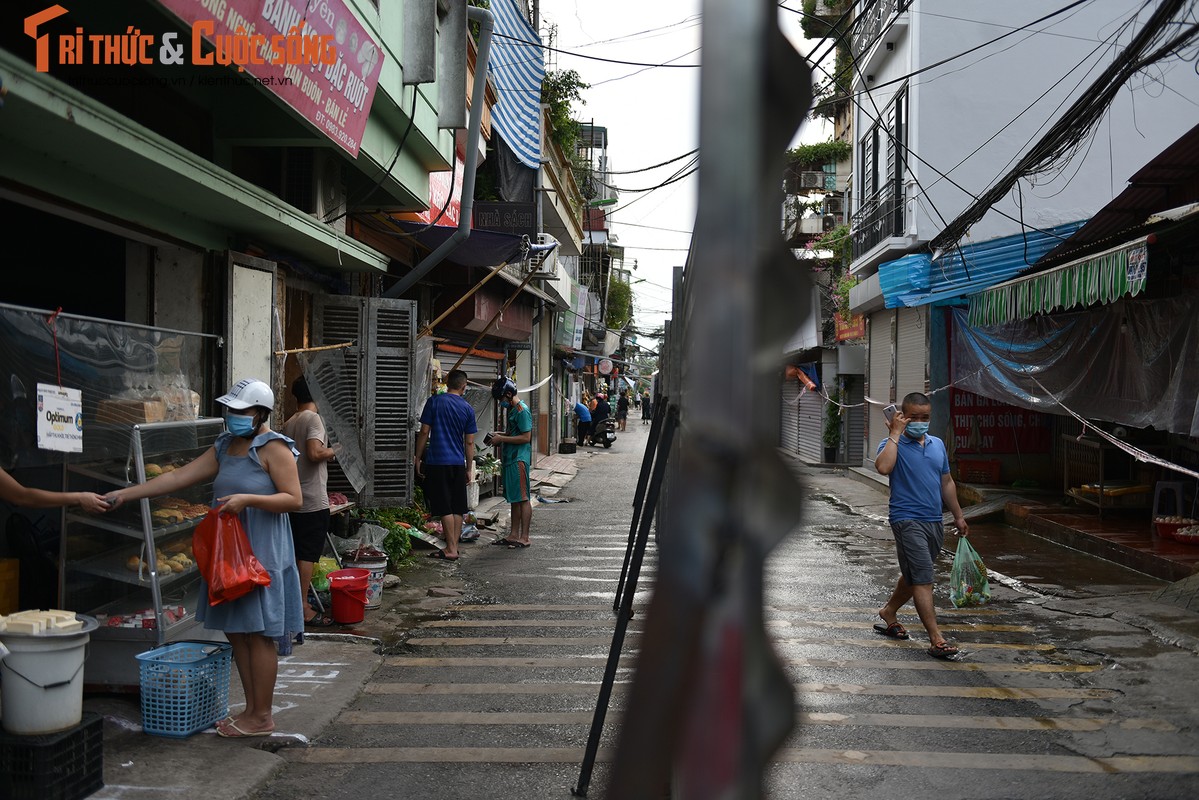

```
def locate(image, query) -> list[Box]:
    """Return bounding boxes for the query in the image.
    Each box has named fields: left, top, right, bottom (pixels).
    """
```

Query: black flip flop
left=304, top=612, right=336, bottom=628
left=873, top=621, right=910, bottom=640
left=427, top=550, right=460, bottom=560
left=491, top=537, right=516, bottom=546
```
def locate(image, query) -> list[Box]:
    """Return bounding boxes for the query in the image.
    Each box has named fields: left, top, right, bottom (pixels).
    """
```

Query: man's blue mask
left=905, top=421, right=930, bottom=439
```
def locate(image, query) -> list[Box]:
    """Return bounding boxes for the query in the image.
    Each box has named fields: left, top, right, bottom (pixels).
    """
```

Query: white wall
left=855, top=0, right=1199, bottom=255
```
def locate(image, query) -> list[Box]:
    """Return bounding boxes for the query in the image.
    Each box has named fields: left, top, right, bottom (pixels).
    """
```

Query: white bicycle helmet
left=216, top=378, right=275, bottom=410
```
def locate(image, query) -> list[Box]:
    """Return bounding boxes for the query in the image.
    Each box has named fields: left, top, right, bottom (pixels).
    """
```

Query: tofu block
left=6, top=618, right=45, bottom=634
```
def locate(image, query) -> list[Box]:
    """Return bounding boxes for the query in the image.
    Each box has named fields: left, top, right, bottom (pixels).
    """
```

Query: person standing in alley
left=282, top=377, right=339, bottom=627
left=414, top=370, right=477, bottom=561
left=642, top=390, right=652, bottom=424
left=873, top=391, right=969, bottom=659
left=616, top=389, right=630, bottom=432
left=489, top=378, right=533, bottom=549
left=574, top=396, right=592, bottom=446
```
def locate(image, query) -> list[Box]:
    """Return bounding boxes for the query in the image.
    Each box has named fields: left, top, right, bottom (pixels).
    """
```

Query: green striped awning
left=968, top=238, right=1148, bottom=326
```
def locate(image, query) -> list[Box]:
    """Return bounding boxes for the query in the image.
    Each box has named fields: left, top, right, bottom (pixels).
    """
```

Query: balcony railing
left=851, top=0, right=908, bottom=61
left=851, top=182, right=904, bottom=262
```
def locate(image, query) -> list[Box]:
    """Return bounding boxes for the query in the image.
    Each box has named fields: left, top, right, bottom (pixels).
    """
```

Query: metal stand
left=613, top=396, right=670, bottom=614
left=572, top=405, right=678, bottom=798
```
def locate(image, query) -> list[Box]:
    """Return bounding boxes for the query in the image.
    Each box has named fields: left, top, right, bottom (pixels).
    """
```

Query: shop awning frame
left=967, top=237, right=1148, bottom=327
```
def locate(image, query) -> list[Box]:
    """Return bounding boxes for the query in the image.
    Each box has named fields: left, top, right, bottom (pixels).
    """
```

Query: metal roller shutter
left=436, top=348, right=504, bottom=446
left=867, top=311, right=894, bottom=461
left=845, top=376, right=865, bottom=464
left=797, top=384, right=824, bottom=464
left=780, top=380, right=800, bottom=454
left=896, top=307, right=927, bottom=403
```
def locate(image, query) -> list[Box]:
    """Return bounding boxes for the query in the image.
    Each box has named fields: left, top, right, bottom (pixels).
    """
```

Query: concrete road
left=252, top=422, right=1199, bottom=799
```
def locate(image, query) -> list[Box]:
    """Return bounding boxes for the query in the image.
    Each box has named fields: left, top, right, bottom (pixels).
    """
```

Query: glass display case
left=59, top=418, right=225, bottom=686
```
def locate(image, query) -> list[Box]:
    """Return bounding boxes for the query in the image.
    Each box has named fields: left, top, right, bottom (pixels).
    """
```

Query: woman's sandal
left=507, top=541, right=529, bottom=549
left=427, top=550, right=460, bottom=560
left=304, top=612, right=336, bottom=628
left=491, top=537, right=516, bottom=546
left=927, top=641, right=960, bottom=660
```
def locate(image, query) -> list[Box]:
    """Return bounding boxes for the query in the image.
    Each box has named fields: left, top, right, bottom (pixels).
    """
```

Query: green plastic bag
left=949, top=537, right=991, bottom=608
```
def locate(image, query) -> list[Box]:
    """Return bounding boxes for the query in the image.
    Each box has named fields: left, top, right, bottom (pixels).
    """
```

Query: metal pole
left=613, top=396, right=669, bottom=612
left=383, top=5, right=495, bottom=299
left=573, top=405, right=678, bottom=799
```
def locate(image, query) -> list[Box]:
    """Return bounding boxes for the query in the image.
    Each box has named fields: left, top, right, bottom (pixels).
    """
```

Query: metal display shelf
left=60, top=417, right=224, bottom=686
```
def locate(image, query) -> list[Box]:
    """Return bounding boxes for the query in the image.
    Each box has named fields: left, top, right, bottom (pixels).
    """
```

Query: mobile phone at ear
left=883, top=404, right=896, bottom=423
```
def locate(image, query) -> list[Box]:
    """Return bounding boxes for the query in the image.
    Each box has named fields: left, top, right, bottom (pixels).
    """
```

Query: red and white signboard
left=156, top=0, right=383, bottom=157
left=410, top=154, right=465, bottom=227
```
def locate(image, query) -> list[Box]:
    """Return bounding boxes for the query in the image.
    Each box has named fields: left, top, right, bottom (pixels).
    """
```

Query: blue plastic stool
left=1151, top=481, right=1188, bottom=521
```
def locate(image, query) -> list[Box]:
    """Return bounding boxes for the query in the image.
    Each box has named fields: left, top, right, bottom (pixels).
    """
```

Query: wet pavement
left=83, top=426, right=1199, bottom=799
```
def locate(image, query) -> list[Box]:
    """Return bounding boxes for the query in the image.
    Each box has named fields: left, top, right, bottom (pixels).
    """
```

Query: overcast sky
left=535, top=1, right=828, bottom=341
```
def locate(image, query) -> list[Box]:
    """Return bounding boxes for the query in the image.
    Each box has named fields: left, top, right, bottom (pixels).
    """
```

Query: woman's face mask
left=226, top=411, right=257, bottom=438
left=500, top=399, right=511, bottom=410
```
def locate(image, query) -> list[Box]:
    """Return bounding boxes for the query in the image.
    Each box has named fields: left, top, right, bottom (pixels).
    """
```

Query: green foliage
left=800, top=0, right=846, bottom=40
left=823, top=387, right=842, bottom=448
left=606, top=278, right=633, bottom=330
left=813, top=43, right=853, bottom=121
left=786, top=139, right=851, bottom=170
left=541, top=69, right=589, bottom=155
left=815, top=224, right=852, bottom=266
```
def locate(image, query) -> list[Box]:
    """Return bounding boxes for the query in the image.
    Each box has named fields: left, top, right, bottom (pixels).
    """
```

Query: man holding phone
left=874, top=392, right=969, bottom=659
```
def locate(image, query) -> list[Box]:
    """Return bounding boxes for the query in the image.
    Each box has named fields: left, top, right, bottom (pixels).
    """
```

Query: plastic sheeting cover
left=951, top=298, right=1199, bottom=437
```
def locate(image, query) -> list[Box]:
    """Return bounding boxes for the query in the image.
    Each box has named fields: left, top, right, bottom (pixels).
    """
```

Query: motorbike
left=591, top=418, right=617, bottom=448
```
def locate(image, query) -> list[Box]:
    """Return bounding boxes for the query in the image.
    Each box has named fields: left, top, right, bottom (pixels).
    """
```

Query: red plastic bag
left=192, top=508, right=271, bottom=606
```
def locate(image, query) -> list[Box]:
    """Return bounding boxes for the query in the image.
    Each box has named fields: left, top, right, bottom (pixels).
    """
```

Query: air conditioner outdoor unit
left=525, top=233, right=560, bottom=281
left=824, top=196, right=844, bottom=214
left=799, top=171, right=824, bottom=188
left=313, top=151, right=347, bottom=235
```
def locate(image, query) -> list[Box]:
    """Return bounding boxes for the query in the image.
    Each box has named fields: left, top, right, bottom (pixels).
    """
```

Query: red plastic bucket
left=328, top=568, right=369, bottom=624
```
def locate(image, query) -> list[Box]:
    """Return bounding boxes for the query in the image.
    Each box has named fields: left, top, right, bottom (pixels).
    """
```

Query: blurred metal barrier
left=602, top=1, right=814, bottom=797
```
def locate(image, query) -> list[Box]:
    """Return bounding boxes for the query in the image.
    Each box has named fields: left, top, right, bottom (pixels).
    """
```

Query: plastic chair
left=1152, top=481, right=1189, bottom=520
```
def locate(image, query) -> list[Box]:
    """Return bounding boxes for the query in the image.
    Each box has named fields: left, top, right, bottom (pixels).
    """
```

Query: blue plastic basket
left=136, top=640, right=232, bottom=738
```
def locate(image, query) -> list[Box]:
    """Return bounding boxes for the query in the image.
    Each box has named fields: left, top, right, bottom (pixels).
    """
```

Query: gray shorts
left=891, top=520, right=945, bottom=586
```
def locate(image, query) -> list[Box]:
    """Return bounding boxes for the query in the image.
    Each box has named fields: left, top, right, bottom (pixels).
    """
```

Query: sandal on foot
left=304, top=612, right=336, bottom=628
left=428, top=550, right=460, bottom=560
left=217, top=721, right=274, bottom=738
left=872, top=621, right=910, bottom=640
left=490, top=537, right=516, bottom=546
left=927, top=641, right=960, bottom=659
left=507, top=541, right=529, bottom=549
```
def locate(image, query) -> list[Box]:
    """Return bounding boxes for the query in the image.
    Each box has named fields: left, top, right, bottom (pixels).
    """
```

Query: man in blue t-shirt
left=874, top=392, right=969, bottom=659
left=414, top=370, right=477, bottom=561
left=574, top=400, right=592, bottom=445
left=489, top=378, right=533, bottom=549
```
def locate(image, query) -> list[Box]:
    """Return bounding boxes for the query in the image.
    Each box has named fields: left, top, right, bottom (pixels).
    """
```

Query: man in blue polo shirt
left=874, top=392, right=969, bottom=659
left=414, top=370, right=477, bottom=561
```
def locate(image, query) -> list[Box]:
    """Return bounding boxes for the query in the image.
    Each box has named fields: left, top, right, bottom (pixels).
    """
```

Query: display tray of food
left=1154, top=516, right=1199, bottom=541
left=70, top=538, right=197, bottom=586
left=1170, top=524, right=1199, bottom=545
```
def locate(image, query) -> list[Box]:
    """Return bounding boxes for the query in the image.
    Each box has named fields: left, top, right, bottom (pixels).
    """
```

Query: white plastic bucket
left=343, top=557, right=387, bottom=609
left=0, top=615, right=97, bottom=735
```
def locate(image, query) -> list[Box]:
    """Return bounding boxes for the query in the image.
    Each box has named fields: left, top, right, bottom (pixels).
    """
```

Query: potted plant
left=822, top=388, right=842, bottom=463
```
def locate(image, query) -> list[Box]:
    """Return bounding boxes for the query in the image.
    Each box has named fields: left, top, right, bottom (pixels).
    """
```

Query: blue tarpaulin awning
left=879, top=221, right=1086, bottom=309
left=490, top=0, right=543, bottom=169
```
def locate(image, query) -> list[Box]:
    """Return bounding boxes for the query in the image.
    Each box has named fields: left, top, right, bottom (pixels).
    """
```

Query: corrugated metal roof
left=1040, top=123, right=1199, bottom=265
left=880, top=221, right=1086, bottom=309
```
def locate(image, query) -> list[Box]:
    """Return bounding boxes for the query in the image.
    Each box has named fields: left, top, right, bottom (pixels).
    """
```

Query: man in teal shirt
left=489, top=378, right=533, bottom=548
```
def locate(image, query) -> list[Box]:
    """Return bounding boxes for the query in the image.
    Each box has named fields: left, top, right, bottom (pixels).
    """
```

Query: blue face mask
left=905, top=421, right=930, bottom=439
left=500, top=400, right=511, bottom=410
left=226, top=413, right=256, bottom=437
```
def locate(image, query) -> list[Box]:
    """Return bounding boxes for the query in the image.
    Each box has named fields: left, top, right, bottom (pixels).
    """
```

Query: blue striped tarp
left=490, top=0, right=543, bottom=169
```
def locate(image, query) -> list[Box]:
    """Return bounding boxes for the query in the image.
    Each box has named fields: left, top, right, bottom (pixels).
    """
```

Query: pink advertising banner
left=155, top=0, right=383, bottom=157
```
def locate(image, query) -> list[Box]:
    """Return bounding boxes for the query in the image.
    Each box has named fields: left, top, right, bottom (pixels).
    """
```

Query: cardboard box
left=95, top=399, right=167, bottom=424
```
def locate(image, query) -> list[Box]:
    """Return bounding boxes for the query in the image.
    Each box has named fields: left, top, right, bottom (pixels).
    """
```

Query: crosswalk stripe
left=404, top=636, right=1054, bottom=653
left=444, top=604, right=1003, bottom=615
left=382, top=655, right=1095, bottom=673
left=288, top=747, right=1199, bottom=772
left=421, top=618, right=1030, bottom=633
left=364, top=681, right=1120, bottom=701
left=338, top=709, right=1173, bottom=732
left=786, top=657, right=1098, bottom=673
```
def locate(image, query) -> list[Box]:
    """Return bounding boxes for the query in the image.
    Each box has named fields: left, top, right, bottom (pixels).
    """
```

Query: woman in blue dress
left=107, top=378, right=303, bottom=738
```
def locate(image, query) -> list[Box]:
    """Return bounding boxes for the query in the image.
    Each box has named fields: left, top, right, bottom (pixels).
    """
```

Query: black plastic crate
left=0, top=711, right=104, bottom=800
